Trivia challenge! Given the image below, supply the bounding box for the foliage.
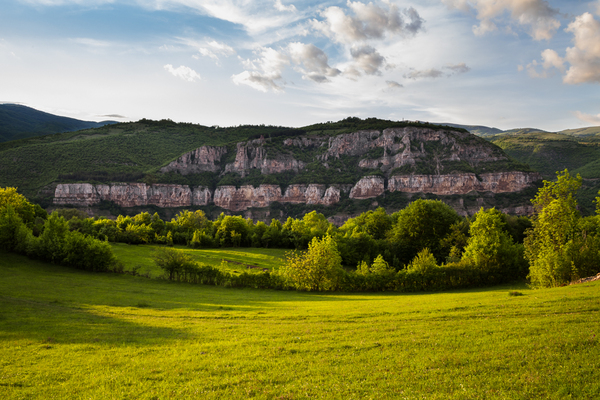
[279,235,344,291]
[387,199,461,265]
[525,170,587,287]
[152,247,197,281]
[407,248,439,273]
[462,207,526,278]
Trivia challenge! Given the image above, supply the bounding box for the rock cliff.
[52,124,542,218]
[54,183,212,208]
[160,146,227,175]
[224,138,306,176]
[387,172,540,196]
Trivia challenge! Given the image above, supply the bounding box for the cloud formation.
[405,68,444,80]
[347,45,386,76]
[312,2,423,43]
[164,64,201,82]
[288,42,340,82]
[274,0,296,13]
[445,62,471,74]
[528,12,600,84]
[197,40,236,62]
[404,63,470,80]
[385,80,403,89]
[574,111,600,124]
[232,47,290,92]
[563,12,600,84]
[443,0,561,40]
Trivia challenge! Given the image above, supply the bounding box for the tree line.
[1,169,598,291]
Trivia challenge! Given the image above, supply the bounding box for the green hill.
[0,117,472,199]
[0,103,117,143]
[560,126,600,139]
[435,123,503,137]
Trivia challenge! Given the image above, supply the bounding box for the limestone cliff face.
[224,138,305,176]
[349,176,385,199]
[54,183,212,208]
[212,184,347,211]
[321,127,505,173]
[160,146,227,175]
[213,185,282,212]
[53,183,100,207]
[388,172,540,195]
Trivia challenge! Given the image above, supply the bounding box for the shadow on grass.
[0,294,188,346]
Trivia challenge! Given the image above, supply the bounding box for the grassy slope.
[111,243,287,278]
[490,132,600,178]
[0,122,288,197]
[1,251,599,399]
[560,126,600,138]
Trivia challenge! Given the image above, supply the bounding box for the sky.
[1,0,599,131]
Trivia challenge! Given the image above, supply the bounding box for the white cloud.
[70,37,113,48]
[274,0,296,13]
[528,12,600,84]
[164,64,201,82]
[288,42,340,83]
[347,45,386,76]
[445,62,471,74]
[574,111,600,125]
[385,80,403,89]
[197,40,236,62]
[405,68,444,80]
[312,2,424,44]
[443,0,561,40]
[232,47,290,92]
[563,12,600,84]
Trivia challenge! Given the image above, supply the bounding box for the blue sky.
[1,0,599,131]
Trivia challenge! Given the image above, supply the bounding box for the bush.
[279,235,344,291]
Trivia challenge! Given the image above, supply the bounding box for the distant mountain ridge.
[0,103,117,143]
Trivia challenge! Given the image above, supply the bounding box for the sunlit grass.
[1,251,599,399]
[110,243,287,277]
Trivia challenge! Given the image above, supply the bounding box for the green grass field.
[110,244,287,278]
[1,251,599,399]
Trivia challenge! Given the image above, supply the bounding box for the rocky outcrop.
[160,146,227,175]
[350,176,385,199]
[54,183,212,208]
[388,172,540,195]
[54,171,540,212]
[321,127,506,173]
[224,138,305,176]
[213,185,282,212]
[53,183,100,207]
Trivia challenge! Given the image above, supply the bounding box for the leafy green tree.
[36,212,69,263]
[153,247,196,281]
[358,254,395,275]
[388,199,460,265]
[407,248,438,273]
[63,232,117,272]
[279,235,344,291]
[462,207,525,278]
[215,215,250,247]
[0,187,36,225]
[0,205,26,252]
[525,170,582,288]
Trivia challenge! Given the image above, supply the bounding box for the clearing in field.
[1,251,599,399]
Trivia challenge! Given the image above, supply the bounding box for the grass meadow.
[1,250,599,399]
[110,244,287,278]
